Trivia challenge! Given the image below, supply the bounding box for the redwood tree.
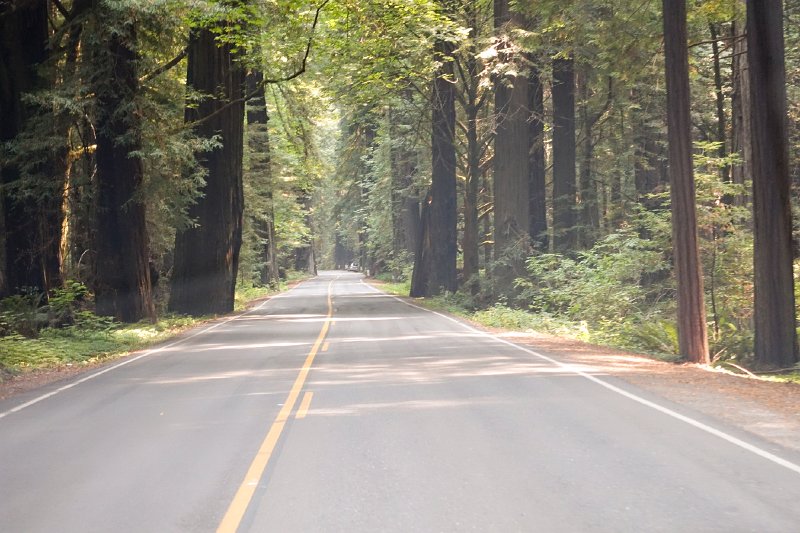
[528,64,547,250]
[91,6,155,322]
[410,36,457,296]
[493,0,530,289]
[0,0,59,295]
[170,27,245,315]
[746,0,798,368]
[552,55,577,252]
[662,0,709,363]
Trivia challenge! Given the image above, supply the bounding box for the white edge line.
[361,279,800,476]
[0,278,315,420]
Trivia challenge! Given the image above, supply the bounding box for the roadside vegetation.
[0,275,306,379]
[376,273,800,384]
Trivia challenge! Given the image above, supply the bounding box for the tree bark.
[0,0,56,296]
[528,65,547,251]
[92,12,155,322]
[577,67,601,249]
[746,0,798,368]
[663,0,709,363]
[170,27,245,315]
[428,37,458,294]
[730,18,751,207]
[409,193,432,297]
[411,36,457,295]
[552,56,578,253]
[245,70,279,287]
[493,0,530,290]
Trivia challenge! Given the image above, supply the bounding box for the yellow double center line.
[217,280,335,533]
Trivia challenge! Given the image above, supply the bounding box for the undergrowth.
[0,275,307,380]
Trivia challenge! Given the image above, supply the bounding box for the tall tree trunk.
[0,0,54,295]
[730,18,751,207]
[463,89,481,282]
[170,27,245,315]
[493,0,530,290]
[245,70,279,287]
[92,12,154,322]
[389,94,420,262]
[552,56,578,253]
[411,36,457,295]
[294,192,317,276]
[483,173,493,265]
[663,0,709,363]
[409,193,432,297]
[747,0,798,368]
[528,65,547,251]
[709,23,729,184]
[428,37,458,294]
[577,67,601,249]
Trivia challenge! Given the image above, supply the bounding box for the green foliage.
[0,279,299,377]
[0,289,46,338]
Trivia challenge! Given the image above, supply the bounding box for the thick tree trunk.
[577,68,600,249]
[663,0,709,363]
[92,16,154,322]
[170,28,245,315]
[746,0,798,369]
[294,193,317,276]
[463,96,481,282]
[528,65,547,251]
[0,0,57,296]
[552,56,578,253]
[428,37,458,294]
[409,193,432,297]
[493,0,530,290]
[245,70,280,287]
[411,37,457,295]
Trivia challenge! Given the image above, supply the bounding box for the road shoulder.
[372,281,800,454]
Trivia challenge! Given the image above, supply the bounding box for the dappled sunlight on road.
[145,368,289,385]
[308,397,506,417]
[331,331,487,345]
[187,341,311,352]
[309,353,604,387]
[237,313,327,321]
[237,313,424,323]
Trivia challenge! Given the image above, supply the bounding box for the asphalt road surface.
[2,271,800,532]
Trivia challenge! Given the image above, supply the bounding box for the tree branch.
[51,0,69,18]
[181,0,329,133]
[141,46,188,83]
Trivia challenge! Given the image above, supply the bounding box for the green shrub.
[0,289,46,337]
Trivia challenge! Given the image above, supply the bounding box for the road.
[2,271,800,532]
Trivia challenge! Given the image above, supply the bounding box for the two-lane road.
[2,271,800,532]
